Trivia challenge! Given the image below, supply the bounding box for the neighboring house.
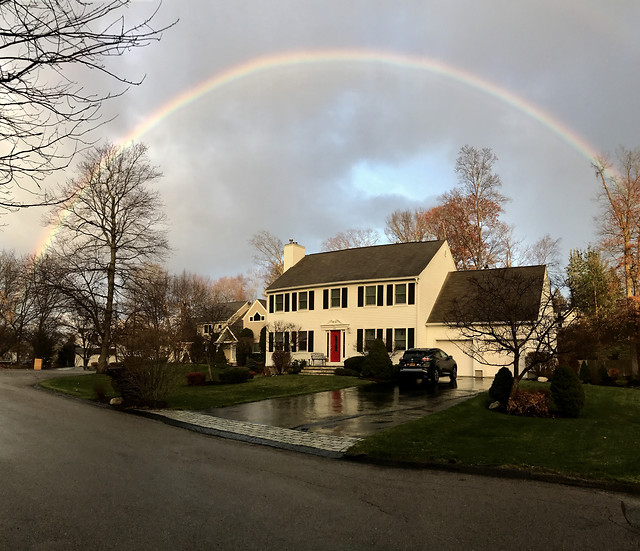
[198,299,267,364]
[264,240,552,378]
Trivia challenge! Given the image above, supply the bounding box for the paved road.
[1,370,639,550]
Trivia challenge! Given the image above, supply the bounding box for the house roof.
[266,241,446,291]
[427,265,547,323]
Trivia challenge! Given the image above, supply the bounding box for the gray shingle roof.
[266,241,446,291]
[427,265,547,323]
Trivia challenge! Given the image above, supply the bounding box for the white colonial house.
[264,239,553,378]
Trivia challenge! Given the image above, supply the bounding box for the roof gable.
[427,265,547,323]
[267,241,446,291]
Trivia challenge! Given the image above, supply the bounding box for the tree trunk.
[97,244,117,373]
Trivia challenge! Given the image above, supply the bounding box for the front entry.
[329,330,341,363]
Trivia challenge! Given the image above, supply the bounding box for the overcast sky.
[3,1,640,284]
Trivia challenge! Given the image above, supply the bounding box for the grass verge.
[347,383,640,485]
[39,370,371,409]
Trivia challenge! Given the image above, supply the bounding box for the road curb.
[343,453,640,496]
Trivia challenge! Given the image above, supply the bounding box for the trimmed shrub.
[507,390,550,417]
[344,355,367,373]
[213,346,229,369]
[579,360,591,384]
[361,339,397,381]
[489,367,514,409]
[236,328,254,367]
[186,371,206,386]
[550,365,585,418]
[335,367,360,377]
[219,367,251,384]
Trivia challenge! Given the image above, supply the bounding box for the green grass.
[347,383,640,485]
[40,374,119,401]
[39,369,371,409]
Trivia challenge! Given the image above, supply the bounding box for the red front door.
[330,330,341,363]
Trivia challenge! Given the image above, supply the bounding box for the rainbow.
[38,48,604,258]
[118,48,603,163]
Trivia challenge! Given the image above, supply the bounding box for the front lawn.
[39,369,371,410]
[347,383,640,485]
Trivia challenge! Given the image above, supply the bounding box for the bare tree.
[321,228,379,251]
[452,145,510,269]
[249,230,284,287]
[47,142,169,372]
[593,147,640,297]
[0,0,175,210]
[440,267,564,396]
[384,210,429,243]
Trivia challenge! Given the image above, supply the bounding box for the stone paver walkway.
[143,409,362,458]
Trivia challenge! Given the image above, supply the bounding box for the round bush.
[361,339,394,380]
[344,355,366,373]
[219,367,251,385]
[550,365,585,418]
[489,367,514,408]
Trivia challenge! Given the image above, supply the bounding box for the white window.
[394,328,407,351]
[298,291,308,310]
[365,286,376,305]
[298,331,308,352]
[330,288,341,308]
[365,329,376,350]
[275,294,284,312]
[395,284,407,305]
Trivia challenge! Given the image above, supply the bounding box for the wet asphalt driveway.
[205,377,492,438]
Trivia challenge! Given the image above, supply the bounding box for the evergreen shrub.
[550,365,585,418]
[579,360,591,384]
[334,368,359,377]
[344,356,366,373]
[219,367,251,384]
[489,366,513,409]
[361,339,397,380]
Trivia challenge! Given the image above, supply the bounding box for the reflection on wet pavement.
[204,377,492,438]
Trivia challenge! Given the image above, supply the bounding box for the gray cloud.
[4,1,639,283]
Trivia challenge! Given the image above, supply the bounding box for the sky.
[3,0,640,283]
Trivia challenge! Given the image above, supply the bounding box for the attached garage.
[435,340,474,377]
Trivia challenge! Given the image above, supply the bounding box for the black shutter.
[284,332,290,351]
[268,332,274,353]
[309,290,315,310]
[358,286,364,307]
[323,289,329,309]
[377,285,384,306]
[269,295,274,313]
[408,282,415,305]
[386,328,393,352]
[376,329,383,341]
[341,287,348,308]
[308,330,314,352]
[357,329,363,352]
[285,293,290,312]
[292,292,297,311]
[408,328,415,349]
[291,331,297,352]
[387,284,393,306]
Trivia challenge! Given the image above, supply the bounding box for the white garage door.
[436,340,474,377]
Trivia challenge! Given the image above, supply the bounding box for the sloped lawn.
[40,370,370,409]
[347,383,640,485]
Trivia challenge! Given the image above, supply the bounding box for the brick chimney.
[283,239,305,272]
